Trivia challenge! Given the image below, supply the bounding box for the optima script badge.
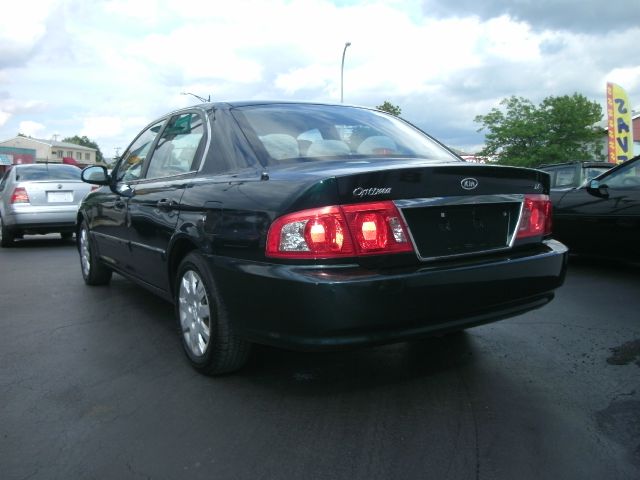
[461,178,479,190]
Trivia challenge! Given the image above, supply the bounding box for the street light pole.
[341,42,351,103]
[181,92,211,103]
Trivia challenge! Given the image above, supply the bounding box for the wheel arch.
[168,237,199,299]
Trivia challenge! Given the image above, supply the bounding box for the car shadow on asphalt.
[235,332,477,393]
[92,274,480,392]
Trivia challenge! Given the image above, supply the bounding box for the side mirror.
[586,179,609,198]
[81,166,110,185]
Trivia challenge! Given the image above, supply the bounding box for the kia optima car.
[0,163,92,247]
[77,101,568,375]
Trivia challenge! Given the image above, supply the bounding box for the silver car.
[0,164,93,247]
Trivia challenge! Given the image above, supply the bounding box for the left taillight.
[266,201,413,259]
[10,187,30,204]
[516,194,552,239]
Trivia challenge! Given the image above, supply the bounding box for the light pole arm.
[181,92,210,103]
[341,42,351,103]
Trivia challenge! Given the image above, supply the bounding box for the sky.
[1,0,639,159]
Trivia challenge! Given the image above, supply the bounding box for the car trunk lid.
[329,163,549,261]
[18,180,90,206]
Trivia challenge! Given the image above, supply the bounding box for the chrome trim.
[394,194,525,262]
[92,231,165,255]
[394,194,524,208]
[130,240,165,254]
[197,109,213,173]
[92,231,127,243]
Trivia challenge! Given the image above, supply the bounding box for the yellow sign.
[607,82,634,164]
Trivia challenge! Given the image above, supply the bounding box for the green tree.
[474,94,604,167]
[376,101,402,116]
[62,135,104,163]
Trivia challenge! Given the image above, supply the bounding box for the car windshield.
[15,165,82,181]
[232,104,460,164]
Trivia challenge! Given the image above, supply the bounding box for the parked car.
[77,101,568,375]
[537,161,614,190]
[0,163,93,247]
[551,155,640,260]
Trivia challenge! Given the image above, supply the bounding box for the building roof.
[0,136,96,152]
[31,138,97,152]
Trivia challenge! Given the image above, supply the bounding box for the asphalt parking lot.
[1,236,639,480]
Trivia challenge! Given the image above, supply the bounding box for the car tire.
[175,252,251,375]
[0,215,15,248]
[78,221,112,285]
[61,232,73,241]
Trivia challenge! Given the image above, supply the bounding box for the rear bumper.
[3,206,79,232]
[206,239,569,350]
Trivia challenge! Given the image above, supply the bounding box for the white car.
[0,163,93,247]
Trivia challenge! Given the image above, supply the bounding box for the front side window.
[600,160,640,189]
[146,113,205,179]
[115,121,165,182]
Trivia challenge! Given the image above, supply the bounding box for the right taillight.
[10,187,30,204]
[516,194,552,239]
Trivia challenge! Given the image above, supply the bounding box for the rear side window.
[15,165,81,181]
[552,166,576,188]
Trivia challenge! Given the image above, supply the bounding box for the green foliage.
[376,101,402,116]
[62,135,104,163]
[474,94,604,167]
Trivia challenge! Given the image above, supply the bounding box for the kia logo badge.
[461,178,478,190]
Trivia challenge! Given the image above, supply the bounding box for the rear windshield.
[232,104,460,164]
[15,165,82,181]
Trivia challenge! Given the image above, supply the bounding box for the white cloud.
[607,66,640,93]
[80,116,126,139]
[0,0,639,155]
[0,111,10,127]
[19,120,46,137]
[0,0,56,47]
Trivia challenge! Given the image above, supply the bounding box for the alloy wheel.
[79,227,91,277]
[178,270,212,357]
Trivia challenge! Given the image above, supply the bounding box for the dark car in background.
[537,161,613,190]
[77,101,568,375]
[0,163,92,247]
[551,155,640,261]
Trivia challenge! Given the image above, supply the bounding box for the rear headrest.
[307,139,351,157]
[260,134,299,160]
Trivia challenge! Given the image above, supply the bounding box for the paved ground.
[1,236,639,480]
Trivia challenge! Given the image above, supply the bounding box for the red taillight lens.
[266,206,354,258]
[266,201,413,259]
[10,187,30,204]
[342,202,412,254]
[516,194,552,239]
